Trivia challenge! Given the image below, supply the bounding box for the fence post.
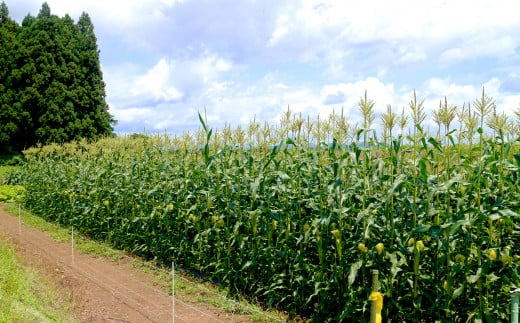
[18,204,21,234]
[370,269,383,323]
[71,226,75,266]
[512,288,520,323]
[172,261,175,323]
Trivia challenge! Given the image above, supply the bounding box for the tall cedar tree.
[0,1,21,152]
[0,2,115,153]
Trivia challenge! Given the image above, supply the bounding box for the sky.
[6,0,520,135]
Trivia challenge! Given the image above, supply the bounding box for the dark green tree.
[0,1,21,153]
[0,1,115,152]
[72,12,115,138]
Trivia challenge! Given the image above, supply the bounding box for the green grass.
[130,259,287,322]
[0,236,78,322]
[5,203,121,255]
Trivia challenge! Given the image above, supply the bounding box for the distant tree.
[73,12,115,138]
[0,1,115,153]
[0,1,20,153]
[38,2,51,19]
[0,1,9,22]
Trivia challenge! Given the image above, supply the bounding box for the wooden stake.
[18,204,21,234]
[71,226,75,266]
[172,261,175,323]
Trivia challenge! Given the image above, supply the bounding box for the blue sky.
[6,0,520,135]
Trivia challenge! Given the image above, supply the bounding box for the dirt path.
[0,205,251,323]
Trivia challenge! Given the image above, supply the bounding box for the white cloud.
[440,34,517,64]
[10,0,519,74]
[106,53,232,101]
[262,0,520,78]
[292,0,520,42]
[320,78,396,111]
[192,76,401,134]
[5,0,520,135]
[268,14,290,47]
[15,0,181,29]
[103,52,234,132]
[132,58,183,103]
[423,78,477,102]
[399,50,427,64]
[419,77,520,119]
[111,107,153,124]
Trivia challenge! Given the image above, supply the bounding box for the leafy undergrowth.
[0,185,24,203]
[0,236,77,322]
[0,166,24,203]
[0,165,17,181]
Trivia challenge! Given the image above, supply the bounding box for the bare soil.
[0,205,253,323]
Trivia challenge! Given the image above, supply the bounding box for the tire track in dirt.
[0,205,248,322]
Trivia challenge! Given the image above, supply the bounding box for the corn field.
[9,90,520,322]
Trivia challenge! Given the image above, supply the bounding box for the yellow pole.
[370,269,383,323]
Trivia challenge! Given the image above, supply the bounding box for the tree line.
[0,1,115,154]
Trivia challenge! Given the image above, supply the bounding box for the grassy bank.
[0,236,77,322]
[1,168,74,322]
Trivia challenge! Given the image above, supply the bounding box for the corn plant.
[9,93,520,322]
